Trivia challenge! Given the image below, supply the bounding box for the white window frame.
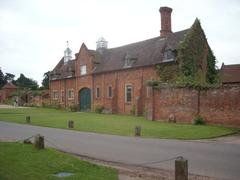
[52,90,58,100]
[125,84,132,103]
[67,89,74,100]
[107,85,113,98]
[80,65,87,75]
[61,90,64,103]
[96,86,100,98]
[163,49,174,62]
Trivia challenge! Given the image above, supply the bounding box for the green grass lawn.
[0,107,239,139]
[0,142,117,180]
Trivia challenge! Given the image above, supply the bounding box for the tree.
[41,71,50,89]
[15,73,39,90]
[0,68,7,89]
[4,73,15,82]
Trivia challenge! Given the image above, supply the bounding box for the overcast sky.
[0,0,240,85]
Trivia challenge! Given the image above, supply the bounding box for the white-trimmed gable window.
[125,84,132,103]
[163,49,174,62]
[80,65,87,75]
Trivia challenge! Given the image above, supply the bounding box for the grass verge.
[0,141,117,180]
[0,107,239,139]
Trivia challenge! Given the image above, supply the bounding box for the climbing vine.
[206,48,219,84]
[177,18,207,84]
[155,18,219,88]
[155,61,179,83]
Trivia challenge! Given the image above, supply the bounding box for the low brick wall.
[146,85,240,127]
[199,86,240,127]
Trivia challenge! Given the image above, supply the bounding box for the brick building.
[220,63,240,85]
[49,7,211,115]
[0,82,17,102]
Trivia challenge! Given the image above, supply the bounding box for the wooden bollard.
[175,156,188,180]
[26,116,31,123]
[34,135,44,149]
[68,120,74,128]
[135,126,141,136]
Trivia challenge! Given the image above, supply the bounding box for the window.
[124,58,131,68]
[96,87,100,98]
[53,91,58,100]
[80,65,87,75]
[107,86,112,98]
[68,89,74,99]
[61,90,64,102]
[125,84,132,103]
[123,53,137,68]
[163,49,174,62]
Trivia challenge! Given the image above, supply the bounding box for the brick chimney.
[159,7,172,37]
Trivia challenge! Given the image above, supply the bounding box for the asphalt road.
[0,121,239,180]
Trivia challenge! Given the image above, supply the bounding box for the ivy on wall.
[177,18,208,84]
[206,48,219,84]
[155,61,179,83]
[154,18,219,88]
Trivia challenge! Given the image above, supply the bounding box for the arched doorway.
[79,88,91,111]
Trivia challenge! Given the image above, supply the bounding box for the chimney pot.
[159,7,172,37]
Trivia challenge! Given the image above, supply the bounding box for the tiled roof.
[2,82,17,89]
[93,29,188,73]
[50,58,75,80]
[50,29,189,80]
[221,64,240,84]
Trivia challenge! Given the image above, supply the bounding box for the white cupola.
[64,41,72,64]
[96,37,108,54]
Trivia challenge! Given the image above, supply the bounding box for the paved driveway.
[0,121,239,180]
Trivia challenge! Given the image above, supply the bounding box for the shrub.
[69,104,78,112]
[2,98,13,105]
[42,102,48,108]
[95,105,104,114]
[50,102,61,110]
[193,116,205,125]
[146,79,159,87]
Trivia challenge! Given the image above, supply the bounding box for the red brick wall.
[148,85,240,127]
[49,43,94,108]
[200,86,240,127]
[93,66,159,114]
[49,78,76,107]
[50,41,159,113]
[75,44,94,78]
[0,88,17,101]
[153,88,198,123]
[75,43,93,107]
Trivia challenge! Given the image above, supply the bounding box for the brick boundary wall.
[146,85,240,127]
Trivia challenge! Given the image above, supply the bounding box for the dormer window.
[123,53,137,68]
[67,66,72,72]
[163,49,174,62]
[124,58,131,68]
[80,65,87,75]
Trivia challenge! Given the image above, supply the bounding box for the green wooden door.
[79,88,91,111]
